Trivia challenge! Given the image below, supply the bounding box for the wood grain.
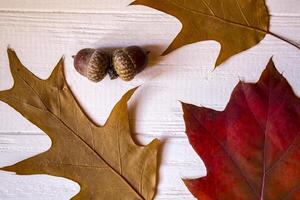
[0,1,300,199]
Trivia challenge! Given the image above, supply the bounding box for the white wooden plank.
[0,172,80,200]
[0,0,299,16]
[0,0,132,12]
[0,12,300,133]
[0,133,202,199]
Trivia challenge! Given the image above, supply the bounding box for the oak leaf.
[0,48,160,200]
[130,0,270,67]
[182,59,300,199]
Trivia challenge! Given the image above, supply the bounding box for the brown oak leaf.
[0,48,160,200]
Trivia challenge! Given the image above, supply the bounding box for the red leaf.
[182,59,300,200]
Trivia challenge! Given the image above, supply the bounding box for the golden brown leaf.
[0,48,160,200]
[130,0,269,66]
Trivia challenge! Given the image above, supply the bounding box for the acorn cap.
[86,50,110,82]
[74,48,110,82]
[123,46,148,73]
[112,46,148,81]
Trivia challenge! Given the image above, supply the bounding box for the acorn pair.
[74,46,148,82]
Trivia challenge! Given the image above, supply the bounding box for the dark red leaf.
[182,59,300,200]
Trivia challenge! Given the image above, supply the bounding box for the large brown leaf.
[131,0,269,67]
[182,59,300,199]
[0,48,160,200]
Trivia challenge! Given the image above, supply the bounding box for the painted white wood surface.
[0,0,300,199]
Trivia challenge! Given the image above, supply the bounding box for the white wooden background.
[0,0,300,199]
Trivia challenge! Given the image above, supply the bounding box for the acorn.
[112,46,148,81]
[73,48,110,82]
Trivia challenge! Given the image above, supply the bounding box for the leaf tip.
[161,39,181,56]
[129,1,136,6]
[104,87,139,127]
[214,54,226,68]
[212,65,218,71]
[129,0,140,6]
[150,138,161,147]
[57,56,65,71]
[266,57,280,75]
[5,47,26,79]
[46,56,67,88]
[123,86,139,102]
[182,178,195,190]
[266,56,275,67]
[61,55,65,62]
[145,138,160,153]
[178,100,184,104]
[181,102,192,114]
[161,49,169,56]
[7,46,17,60]
[182,178,201,198]
[181,102,196,124]
[0,165,15,173]
[258,57,282,85]
[7,45,15,53]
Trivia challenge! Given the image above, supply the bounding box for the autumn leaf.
[0,48,160,200]
[182,59,300,199]
[131,0,300,67]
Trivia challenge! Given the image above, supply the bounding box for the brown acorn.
[112,46,148,81]
[74,48,110,82]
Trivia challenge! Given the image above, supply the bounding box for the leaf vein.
[169,1,266,34]
[188,109,259,198]
[266,77,300,175]
[200,0,215,16]
[11,70,144,199]
[234,0,250,26]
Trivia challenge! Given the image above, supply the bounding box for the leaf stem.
[267,31,300,50]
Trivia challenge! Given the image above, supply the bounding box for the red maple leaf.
[182,59,300,200]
